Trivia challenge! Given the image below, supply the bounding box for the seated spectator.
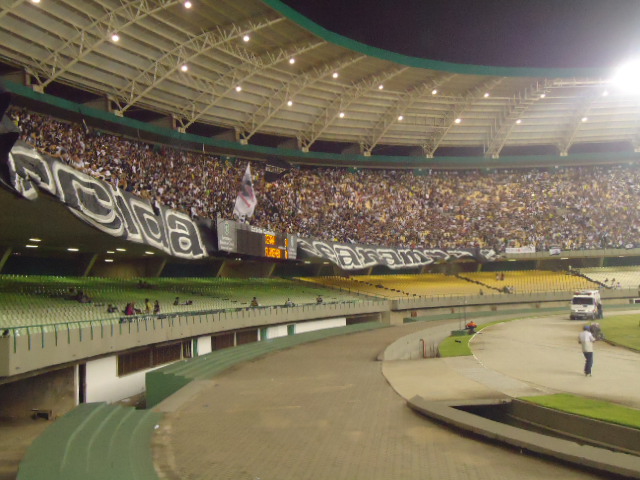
[173,297,180,306]
[124,303,135,316]
[144,298,152,314]
[250,297,259,307]
[284,298,294,307]
[153,300,160,314]
[107,304,118,313]
[465,321,478,334]
[76,290,91,303]
[316,295,324,304]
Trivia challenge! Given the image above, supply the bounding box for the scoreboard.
[217,218,297,260]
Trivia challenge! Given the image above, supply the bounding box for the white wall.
[265,324,288,340]
[196,336,212,356]
[85,356,161,404]
[295,318,346,334]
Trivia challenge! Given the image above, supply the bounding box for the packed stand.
[9,107,640,253]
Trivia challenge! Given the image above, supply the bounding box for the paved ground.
[152,318,623,480]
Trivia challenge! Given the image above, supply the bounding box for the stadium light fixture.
[104,259,114,263]
[611,59,640,94]
[25,244,38,248]
[540,93,546,99]
[338,112,345,118]
[431,89,438,95]
[483,92,490,98]
[111,33,120,42]
[454,118,462,124]
[106,250,115,254]
[31,0,41,3]
[397,115,404,121]
[116,248,126,252]
[581,117,588,122]
[144,251,155,255]
[184,1,192,8]
[289,58,295,64]
[378,84,384,90]
[180,64,188,72]
[235,85,242,92]
[332,72,339,79]
[242,34,250,42]
[29,238,42,242]
[515,119,522,124]
[67,248,79,252]
[287,100,293,107]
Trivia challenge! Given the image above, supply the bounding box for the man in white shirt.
[578,325,596,376]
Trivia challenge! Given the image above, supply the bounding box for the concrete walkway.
[384,314,640,408]
[152,316,629,480]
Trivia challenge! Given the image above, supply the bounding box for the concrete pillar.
[0,247,11,273]
[81,254,98,277]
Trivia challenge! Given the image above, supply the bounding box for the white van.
[570,290,601,320]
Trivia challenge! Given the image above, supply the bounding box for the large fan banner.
[2,141,208,260]
[297,237,496,270]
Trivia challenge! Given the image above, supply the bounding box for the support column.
[0,247,11,273]
[82,254,98,277]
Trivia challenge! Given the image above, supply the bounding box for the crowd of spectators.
[9,107,640,253]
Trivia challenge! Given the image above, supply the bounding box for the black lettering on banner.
[354,247,380,269]
[112,187,143,244]
[297,237,496,270]
[443,250,474,261]
[164,210,206,259]
[376,249,402,268]
[128,197,169,253]
[7,145,56,200]
[422,249,450,262]
[53,163,125,237]
[334,244,362,270]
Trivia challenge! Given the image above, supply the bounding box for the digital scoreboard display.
[217,218,297,260]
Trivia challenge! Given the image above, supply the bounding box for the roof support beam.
[360,73,455,155]
[114,14,284,112]
[420,78,503,157]
[38,0,181,89]
[557,90,601,155]
[297,65,409,151]
[177,39,325,130]
[484,80,552,158]
[238,53,366,142]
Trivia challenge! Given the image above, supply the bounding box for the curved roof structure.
[0,0,636,158]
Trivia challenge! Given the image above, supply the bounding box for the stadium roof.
[0,0,637,158]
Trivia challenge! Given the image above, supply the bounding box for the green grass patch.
[520,394,640,430]
[601,314,640,352]
[438,317,521,357]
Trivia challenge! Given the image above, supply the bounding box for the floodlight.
[612,59,640,94]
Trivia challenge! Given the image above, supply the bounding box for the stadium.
[0,1,639,479]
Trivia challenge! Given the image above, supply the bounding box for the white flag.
[233,164,257,218]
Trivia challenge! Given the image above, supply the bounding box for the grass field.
[438,318,519,357]
[601,314,640,351]
[520,393,640,430]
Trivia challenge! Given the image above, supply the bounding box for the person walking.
[578,325,596,376]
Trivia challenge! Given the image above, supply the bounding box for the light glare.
[612,59,640,94]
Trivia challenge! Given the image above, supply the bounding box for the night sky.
[281,0,640,69]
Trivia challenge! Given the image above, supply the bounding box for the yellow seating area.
[578,266,640,290]
[301,274,490,298]
[302,270,601,298]
[459,270,597,294]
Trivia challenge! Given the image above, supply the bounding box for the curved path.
[152,318,622,480]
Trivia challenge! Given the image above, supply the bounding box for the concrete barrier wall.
[0,300,389,377]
